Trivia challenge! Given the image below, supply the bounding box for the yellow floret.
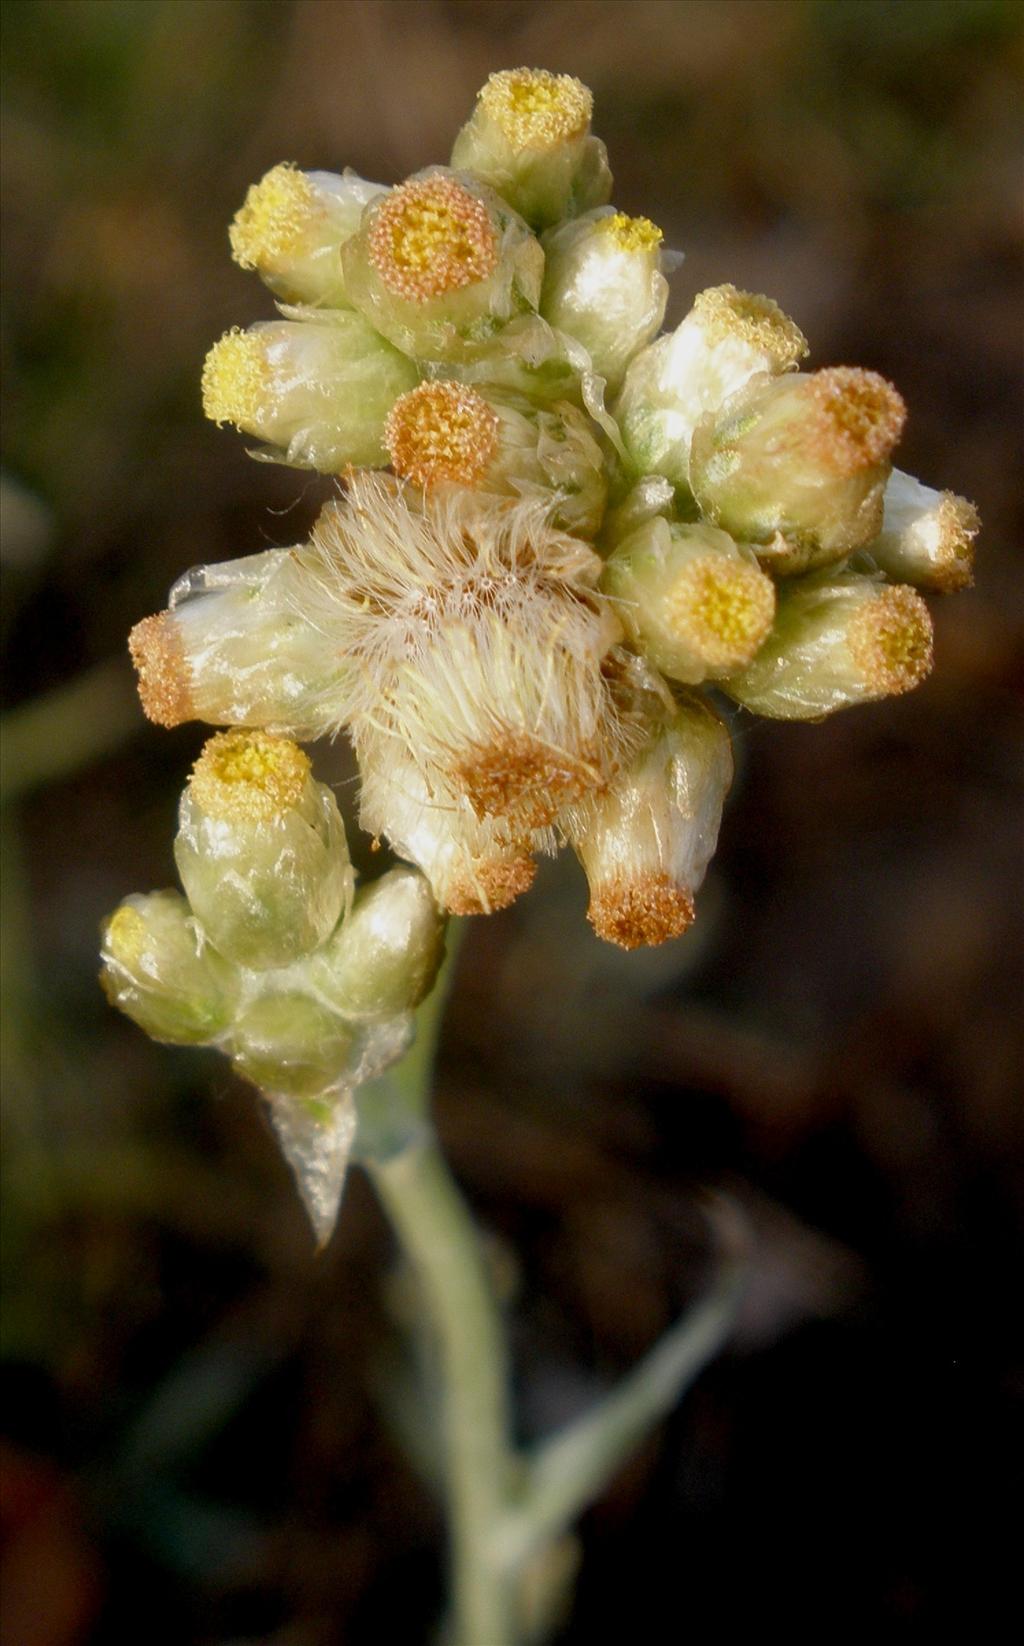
[599,213,663,254]
[694,284,808,370]
[368,176,498,302]
[201,329,269,428]
[106,905,148,968]
[664,557,776,669]
[479,68,592,149]
[190,730,310,823]
[229,163,318,269]
[849,585,933,695]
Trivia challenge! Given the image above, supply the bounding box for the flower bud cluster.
[119,68,981,974]
[102,729,445,1239]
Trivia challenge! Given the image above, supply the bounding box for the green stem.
[368,1136,516,1646]
[362,919,517,1643]
[362,923,746,1645]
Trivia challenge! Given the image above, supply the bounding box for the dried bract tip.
[693,285,808,370]
[385,382,500,488]
[230,163,317,269]
[189,730,311,824]
[478,68,592,151]
[368,175,498,302]
[201,327,268,428]
[809,367,906,477]
[129,613,193,727]
[589,872,695,950]
[847,584,933,696]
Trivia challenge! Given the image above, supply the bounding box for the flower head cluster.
[101,728,444,1239]
[107,69,979,1232]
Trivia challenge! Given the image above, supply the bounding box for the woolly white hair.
[301,474,630,828]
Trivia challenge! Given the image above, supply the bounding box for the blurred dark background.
[2,2,1022,1641]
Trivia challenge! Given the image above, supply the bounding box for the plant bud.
[451,67,611,229]
[864,468,979,593]
[602,518,775,683]
[229,991,356,1103]
[721,570,933,719]
[614,285,808,492]
[540,210,668,390]
[356,730,541,917]
[202,314,418,471]
[691,367,906,574]
[229,164,385,307]
[100,890,238,1045]
[599,476,676,552]
[174,731,353,969]
[384,380,607,536]
[340,167,544,362]
[564,696,733,949]
[129,548,351,735]
[309,866,446,1019]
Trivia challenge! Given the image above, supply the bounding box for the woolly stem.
[363,924,746,1645]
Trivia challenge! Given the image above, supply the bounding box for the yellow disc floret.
[478,68,591,150]
[664,556,776,669]
[849,585,933,695]
[385,382,500,488]
[189,730,310,823]
[694,284,809,370]
[106,905,148,969]
[201,328,269,428]
[599,213,663,254]
[229,163,318,270]
[368,176,498,302]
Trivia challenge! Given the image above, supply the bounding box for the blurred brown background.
[2,2,1022,1641]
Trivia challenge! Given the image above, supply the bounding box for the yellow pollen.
[695,284,808,369]
[599,213,663,254]
[478,68,591,150]
[229,164,317,269]
[385,382,500,488]
[129,613,194,728]
[106,905,148,968]
[190,729,310,823]
[849,585,933,695]
[201,329,269,428]
[665,557,776,668]
[811,367,906,474]
[368,176,498,302]
[589,872,695,950]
